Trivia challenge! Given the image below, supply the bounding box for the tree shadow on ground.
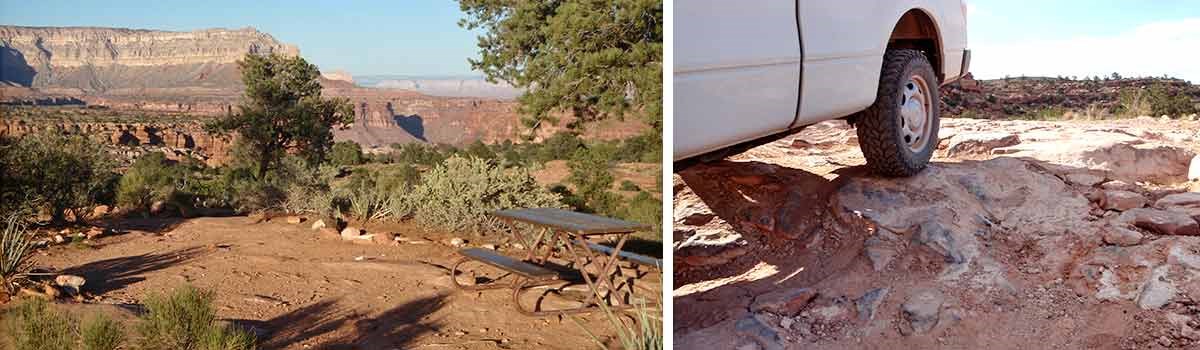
[243,294,448,349]
[59,247,208,295]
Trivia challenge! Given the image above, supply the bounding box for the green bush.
[2,299,76,350]
[329,141,364,166]
[618,191,662,238]
[136,285,255,350]
[568,146,620,215]
[619,180,641,192]
[80,315,124,350]
[1118,84,1199,117]
[408,156,564,233]
[117,152,189,211]
[0,132,117,223]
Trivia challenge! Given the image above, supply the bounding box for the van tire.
[855,49,940,177]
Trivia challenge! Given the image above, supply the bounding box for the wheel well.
[888,9,942,82]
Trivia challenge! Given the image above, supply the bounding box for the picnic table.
[450,208,660,316]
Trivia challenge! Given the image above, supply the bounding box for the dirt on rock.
[674,117,1200,349]
[21,216,659,349]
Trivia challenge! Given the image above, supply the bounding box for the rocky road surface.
[674,117,1200,349]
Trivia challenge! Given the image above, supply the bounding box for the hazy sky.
[0,0,484,77]
[968,0,1200,82]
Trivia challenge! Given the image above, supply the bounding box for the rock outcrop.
[0,25,297,90]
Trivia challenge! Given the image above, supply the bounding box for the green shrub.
[329,141,364,166]
[568,146,620,215]
[0,132,117,223]
[117,152,189,210]
[408,156,564,233]
[618,191,662,238]
[2,298,75,350]
[80,315,124,350]
[619,180,641,192]
[136,285,255,350]
[1,215,35,294]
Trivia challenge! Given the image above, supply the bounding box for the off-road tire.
[854,49,940,177]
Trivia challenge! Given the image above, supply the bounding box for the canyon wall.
[0,25,297,90]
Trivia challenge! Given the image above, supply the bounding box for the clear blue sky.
[967,0,1200,82]
[0,0,483,77]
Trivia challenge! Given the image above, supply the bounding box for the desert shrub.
[1118,84,1199,117]
[567,146,620,215]
[619,180,641,192]
[117,152,189,210]
[408,156,564,233]
[388,142,452,166]
[80,315,124,350]
[2,298,75,350]
[136,285,255,350]
[618,191,662,238]
[0,132,117,223]
[1,215,35,294]
[329,140,364,166]
[613,131,662,163]
[534,132,585,163]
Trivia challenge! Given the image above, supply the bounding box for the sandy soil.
[21,216,661,349]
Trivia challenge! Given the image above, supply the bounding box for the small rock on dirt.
[734,314,784,350]
[1102,226,1143,246]
[448,237,467,247]
[285,216,305,224]
[856,288,889,321]
[481,244,497,250]
[311,219,327,230]
[91,205,111,217]
[901,290,944,335]
[750,288,817,316]
[340,227,363,240]
[1119,208,1200,236]
[1138,266,1177,310]
[53,234,66,244]
[54,275,86,294]
[1102,190,1147,211]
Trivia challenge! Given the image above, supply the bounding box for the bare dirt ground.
[674,117,1200,349]
[24,216,661,349]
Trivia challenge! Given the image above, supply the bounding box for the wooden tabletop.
[493,208,651,235]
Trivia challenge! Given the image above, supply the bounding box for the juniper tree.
[458,0,663,134]
[205,53,352,178]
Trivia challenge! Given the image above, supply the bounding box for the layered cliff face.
[0,26,297,90]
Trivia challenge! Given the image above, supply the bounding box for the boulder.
[1119,208,1200,236]
[340,227,364,240]
[1066,173,1105,187]
[54,275,86,295]
[311,219,327,230]
[1157,192,1200,221]
[91,205,111,217]
[944,132,1021,157]
[901,290,944,335]
[1102,226,1143,246]
[749,288,817,316]
[1102,190,1147,211]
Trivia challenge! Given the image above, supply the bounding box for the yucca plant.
[1,214,35,294]
[572,293,663,350]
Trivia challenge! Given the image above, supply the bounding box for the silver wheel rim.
[898,74,932,152]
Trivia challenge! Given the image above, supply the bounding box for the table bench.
[450,208,658,316]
